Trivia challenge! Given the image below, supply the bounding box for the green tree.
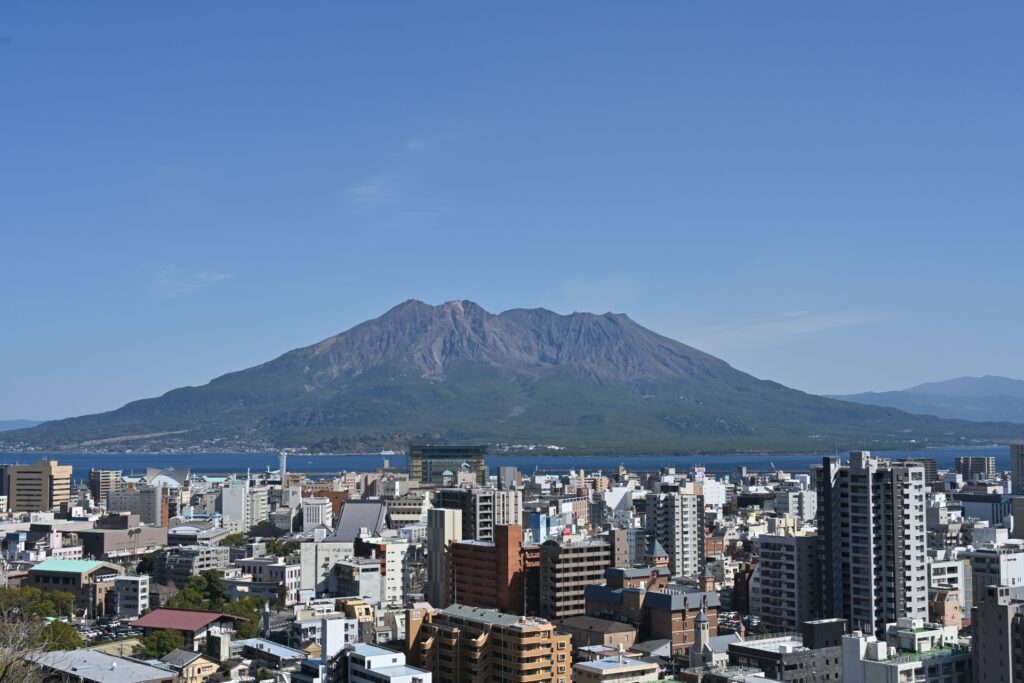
[257,667,274,680]
[134,629,184,659]
[223,597,263,639]
[264,539,301,557]
[218,533,248,548]
[0,587,75,619]
[40,620,83,651]
[136,552,156,574]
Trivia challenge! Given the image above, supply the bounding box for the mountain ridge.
[829,375,1024,424]
[3,301,1022,453]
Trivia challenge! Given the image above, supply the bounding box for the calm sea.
[0,446,1010,482]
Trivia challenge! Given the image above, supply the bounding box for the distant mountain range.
[2,301,1022,453]
[830,376,1024,424]
[0,420,41,432]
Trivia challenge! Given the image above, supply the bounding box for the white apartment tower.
[817,451,928,637]
[645,491,703,577]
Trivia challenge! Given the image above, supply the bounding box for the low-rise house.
[132,607,241,651]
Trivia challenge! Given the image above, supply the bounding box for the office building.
[539,538,611,619]
[354,535,410,607]
[574,656,658,683]
[407,604,572,683]
[88,468,122,506]
[645,492,703,578]
[753,529,821,632]
[330,558,383,605]
[114,575,150,617]
[955,456,996,483]
[5,459,72,512]
[108,485,170,527]
[154,544,231,585]
[728,619,845,683]
[816,451,928,636]
[972,585,1024,683]
[426,507,462,607]
[408,443,487,485]
[27,558,125,617]
[960,540,1024,606]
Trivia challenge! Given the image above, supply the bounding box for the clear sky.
[2,3,1022,420]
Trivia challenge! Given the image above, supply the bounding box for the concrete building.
[447,524,536,614]
[236,557,301,605]
[218,480,269,533]
[841,618,971,683]
[26,558,125,617]
[955,456,996,483]
[302,496,334,532]
[816,452,928,637]
[154,544,231,585]
[539,538,612,620]
[574,655,658,683]
[972,584,1024,683]
[407,604,571,683]
[77,514,169,560]
[114,574,150,617]
[645,492,703,578]
[927,549,972,614]
[88,468,122,506]
[330,557,383,604]
[347,643,432,683]
[108,485,169,527]
[27,649,177,683]
[426,507,462,607]
[434,487,495,542]
[727,619,845,683]
[5,459,72,512]
[354,535,410,607]
[753,529,820,632]
[494,488,524,527]
[408,443,487,486]
[960,540,1024,606]
[386,492,431,529]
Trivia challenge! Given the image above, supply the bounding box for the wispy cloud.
[151,267,234,300]
[349,177,394,205]
[684,311,878,351]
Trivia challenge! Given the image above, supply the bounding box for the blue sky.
[1,3,1022,419]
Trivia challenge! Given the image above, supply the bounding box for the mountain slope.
[830,375,1024,424]
[4,301,1022,452]
[0,420,41,432]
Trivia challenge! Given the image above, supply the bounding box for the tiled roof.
[132,608,235,632]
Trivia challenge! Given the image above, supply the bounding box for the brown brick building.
[447,524,540,614]
[539,539,612,620]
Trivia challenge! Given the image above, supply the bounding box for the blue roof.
[29,559,105,574]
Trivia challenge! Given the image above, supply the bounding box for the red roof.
[132,608,235,632]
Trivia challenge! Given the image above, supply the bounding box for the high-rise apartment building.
[88,468,122,506]
[539,538,611,620]
[972,585,1024,683]
[816,451,928,637]
[407,604,572,683]
[5,460,72,512]
[494,488,523,527]
[447,524,538,614]
[427,507,462,608]
[645,492,703,578]
[434,487,495,542]
[954,456,996,482]
[754,529,821,632]
[408,443,487,485]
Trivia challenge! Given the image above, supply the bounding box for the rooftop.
[575,656,658,673]
[29,558,106,574]
[132,608,236,632]
[28,649,175,683]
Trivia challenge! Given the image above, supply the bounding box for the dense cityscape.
[0,443,1022,682]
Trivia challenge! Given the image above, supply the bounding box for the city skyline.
[2,3,1023,419]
